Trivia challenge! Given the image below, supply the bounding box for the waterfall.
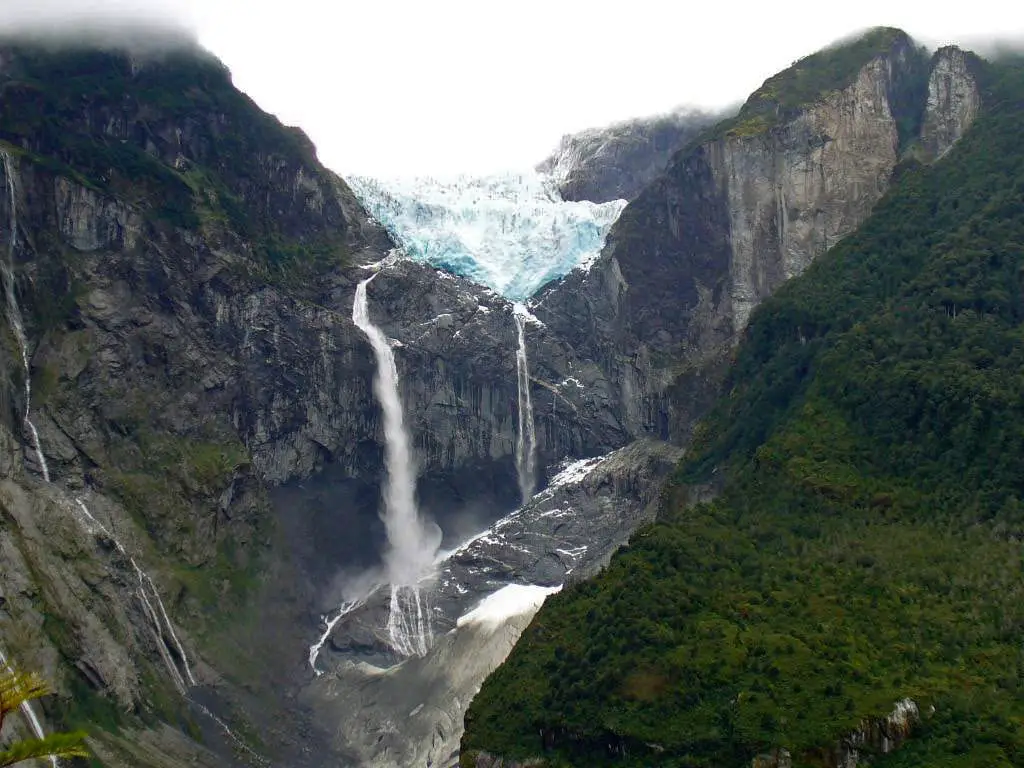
[513,305,536,503]
[71,499,195,691]
[387,585,432,658]
[0,646,59,768]
[0,151,49,482]
[0,152,57,766]
[352,272,439,657]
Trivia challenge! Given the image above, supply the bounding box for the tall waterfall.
[513,305,537,503]
[0,151,49,482]
[352,273,440,657]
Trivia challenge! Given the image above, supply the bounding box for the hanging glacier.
[347,171,627,301]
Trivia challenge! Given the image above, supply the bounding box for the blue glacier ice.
[347,172,627,301]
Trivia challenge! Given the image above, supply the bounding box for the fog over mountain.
[0,0,195,47]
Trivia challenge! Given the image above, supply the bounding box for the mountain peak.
[739,26,917,122]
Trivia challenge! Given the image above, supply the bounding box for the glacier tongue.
[347,171,627,301]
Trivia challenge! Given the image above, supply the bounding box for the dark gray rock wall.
[537,108,723,203]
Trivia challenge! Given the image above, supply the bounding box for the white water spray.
[387,584,432,658]
[0,151,49,482]
[0,646,59,768]
[71,499,195,690]
[352,273,439,657]
[513,305,537,503]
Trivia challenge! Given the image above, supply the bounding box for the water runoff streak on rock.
[70,505,268,762]
[353,272,441,657]
[513,304,537,503]
[0,151,58,766]
[70,499,195,692]
[0,152,196,696]
[0,151,49,482]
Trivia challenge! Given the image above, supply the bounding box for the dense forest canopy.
[461,52,1024,768]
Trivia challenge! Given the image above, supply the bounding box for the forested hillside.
[461,52,1024,768]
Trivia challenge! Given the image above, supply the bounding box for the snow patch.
[555,545,588,560]
[548,456,608,489]
[457,584,562,631]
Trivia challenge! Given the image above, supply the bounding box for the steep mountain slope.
[0,25,1005,768]
[461,51,1024,768]
[536,108,723,203]
[0,34,642,767]
[0,37,391,766]
[535,28,959,442]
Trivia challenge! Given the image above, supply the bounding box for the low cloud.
[0,0,197,49]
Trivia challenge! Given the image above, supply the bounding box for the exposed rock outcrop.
[537,108,723,203]
[0,38,633,766]
[535,32,975,443]
[920,46,981,159]
[750,698,920,768]
[833,699,920,767]
[306,439,682,768]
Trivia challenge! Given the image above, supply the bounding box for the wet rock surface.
[305,440,682,767]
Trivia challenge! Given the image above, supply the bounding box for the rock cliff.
[0,25,988,768]
[920,46,981,159]
[536,107,722,203]
[0,38,627,766]
[536,30,979,442]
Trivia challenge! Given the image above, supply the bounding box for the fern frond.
[0,669,49,718]
[0,731,90,766]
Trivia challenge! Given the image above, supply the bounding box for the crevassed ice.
[348,172,627,301]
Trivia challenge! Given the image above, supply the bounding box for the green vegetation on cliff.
[0,43,350,277]
[707,27,930,144]
[462,55,1024,767]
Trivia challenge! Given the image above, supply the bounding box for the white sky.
[3,1,1024,176]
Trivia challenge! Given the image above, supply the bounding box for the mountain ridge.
[0,24,1011,768]
[460,40,1024,768]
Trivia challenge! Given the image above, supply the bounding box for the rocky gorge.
[0,25,989,768]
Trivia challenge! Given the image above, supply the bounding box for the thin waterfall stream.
[70,499,195,692]
[0,151,208,758]
[0,150,58,767]
[1,150,49,482]
[513,304,537,503]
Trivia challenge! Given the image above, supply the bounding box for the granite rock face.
[537,108,723,203]
[0,30,984,768]
[535,36,976,443]
[305,440,682,768]
[920,46,981,160]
